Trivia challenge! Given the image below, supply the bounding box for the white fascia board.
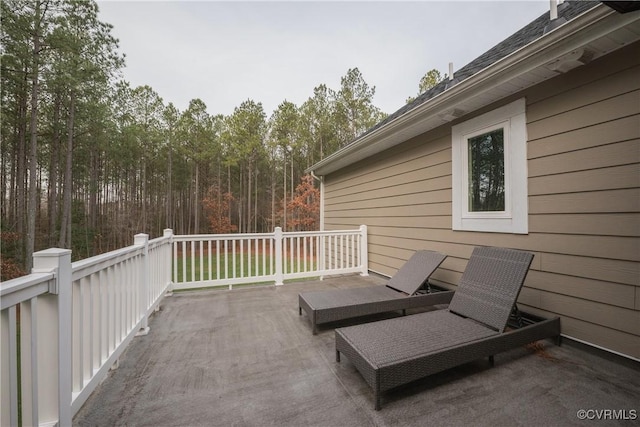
[309,4,635,177]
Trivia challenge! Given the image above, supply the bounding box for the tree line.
[1,0,444,280]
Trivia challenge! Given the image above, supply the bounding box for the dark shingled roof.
[352,0,600,144]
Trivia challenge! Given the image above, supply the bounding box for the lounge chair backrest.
[387,250,447,295]
[448,247,533,333]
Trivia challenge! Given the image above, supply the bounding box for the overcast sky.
[96,1,551,118]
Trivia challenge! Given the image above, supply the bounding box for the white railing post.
[274,227,284,286]
[164,229,174,295]
[359,225,369,277]
[134,233,150,336]
[32,248,72,427]
[319,232,326,281]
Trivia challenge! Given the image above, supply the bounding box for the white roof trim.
[309,4,639,176]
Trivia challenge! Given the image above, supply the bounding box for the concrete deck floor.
[74,275,639,427]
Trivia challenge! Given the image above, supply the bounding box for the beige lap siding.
[323,41,640,359]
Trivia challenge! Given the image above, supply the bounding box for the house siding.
[323,41,640,359]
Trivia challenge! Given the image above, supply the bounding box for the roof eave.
[309,4,635,177]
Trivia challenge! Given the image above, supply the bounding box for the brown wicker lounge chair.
[335,246,561,410]
[299,250,453,334]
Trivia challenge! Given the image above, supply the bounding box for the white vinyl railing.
[0,226,367,426]
[0,231,172,427]
[172,226,368,290]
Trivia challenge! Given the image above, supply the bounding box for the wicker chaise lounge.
[335,246,561,410]
[299,250,453,334]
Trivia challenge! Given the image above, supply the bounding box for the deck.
[73,275,639,426]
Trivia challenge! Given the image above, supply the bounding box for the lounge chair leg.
[402,309,406,316]
[375,392,381,411]
[299,307,302,315]
[313,323,317,335]
[556,335,562,346]
[336,350,341,363]
[489,355,495,367]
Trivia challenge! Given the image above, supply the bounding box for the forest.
[1,0,442,279]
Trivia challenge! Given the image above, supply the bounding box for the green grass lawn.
[174,253,317,283]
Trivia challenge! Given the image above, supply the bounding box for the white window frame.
[452,98,528,234]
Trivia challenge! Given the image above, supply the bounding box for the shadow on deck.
[74,275,639,426]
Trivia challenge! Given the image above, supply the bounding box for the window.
[452,98,528,234]
[467,126,506,212]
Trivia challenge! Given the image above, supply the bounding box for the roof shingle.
[353,1,599,144]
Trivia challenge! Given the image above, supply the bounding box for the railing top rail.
[148,234,171,249]
[149,234,171,244]
[173,228,364,241]
[72,244,142,281]
[1,272,55,296]
[174,232,275,241]
[0,272,54,309]
[283,229,363,237]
